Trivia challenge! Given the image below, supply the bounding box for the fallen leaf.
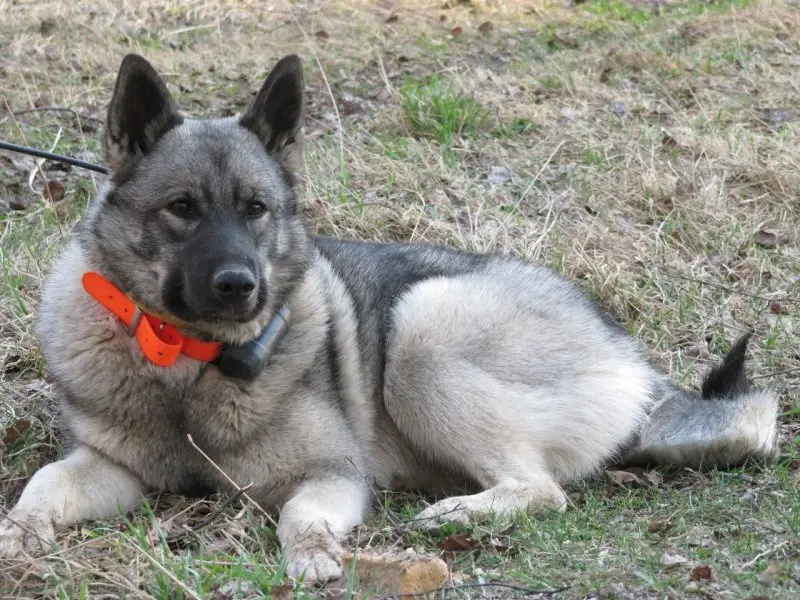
[4,419,31,444]
[788,460,800,477]
[756,229,777,248]
[478,21,493,33]
[606,468,662,487]
[489,165,513,185]
[45,180,65,202]
[315,30,330,40]
[661,133,678,148]
[689,566,713,581]
[662,550,689,567]
[40,17,57,35]
[769,301,789,315]
[648,518,674,534]
[606,470,640,486]
[342,551,448,596]
[450,26,463,37]
[386,13,399,23]
[438,533,480,553]
[216,580,253,599]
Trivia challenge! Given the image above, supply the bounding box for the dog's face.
[81,55,312,343]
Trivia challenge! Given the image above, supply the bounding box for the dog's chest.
[65,362,275,494]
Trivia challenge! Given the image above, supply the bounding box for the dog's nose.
[211,266,256,303]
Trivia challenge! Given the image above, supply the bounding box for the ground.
[0,0,798,598]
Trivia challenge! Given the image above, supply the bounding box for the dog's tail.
[622,334,780,469]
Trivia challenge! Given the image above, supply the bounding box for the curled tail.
[623,334,780,469]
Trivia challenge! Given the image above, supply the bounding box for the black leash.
[0,140,109,175]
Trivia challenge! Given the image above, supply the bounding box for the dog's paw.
[284,532,344,585]
[413,497,472,530]
[0,514,56,559]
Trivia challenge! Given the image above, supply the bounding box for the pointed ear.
[239,55,305,181]
[104,54,182,171]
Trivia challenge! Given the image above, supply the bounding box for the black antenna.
[0,140,109,175]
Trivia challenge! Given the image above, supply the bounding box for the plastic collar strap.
[82,272,222,367]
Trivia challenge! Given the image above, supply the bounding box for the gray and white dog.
[0,55,780,583]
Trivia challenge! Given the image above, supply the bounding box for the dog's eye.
[246,201,267,219]
[167,199,195,219]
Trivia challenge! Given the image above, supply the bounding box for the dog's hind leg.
[0,445,144,557]
[385,356,570,528]
[383,271,654,528]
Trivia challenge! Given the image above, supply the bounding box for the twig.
[0,106,103,125]
[165,483,254,547]
[376,53,396,98]
[663,269,798,304]
[378,582,569,599]
[185,434,277,528]
[291,11,345,175]
[512,139,564,210]
[738,540,794,571]
[752,366,800,380]
[345,457,402,527]
[3,98,65,238]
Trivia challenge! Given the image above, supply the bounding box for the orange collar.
[82,271,222,367]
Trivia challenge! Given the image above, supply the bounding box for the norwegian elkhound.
[0,54,780,583]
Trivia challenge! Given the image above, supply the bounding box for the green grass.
[398,76,488,146]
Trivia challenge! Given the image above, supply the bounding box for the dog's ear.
[240,55,304,181]
[104,54,182,172]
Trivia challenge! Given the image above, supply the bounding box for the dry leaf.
[689,566,713,581]
[342,551,448,596]
[649,519,674,534]
[606,470,640,486]
[606,468,662,487]
[769,301,789,315]
[661,133,678,148]
[269,582,295,600]
[386,13,399,23]
[450,26,463,37]
[315,30,330,40]
[478,21,493,33]
[788,460,800,477]
[45,180,65,202]
[662,550,689,567]
[643,469,663,487]
[756,229,777,247]
[4,419,31,444]
[438,533,480,553]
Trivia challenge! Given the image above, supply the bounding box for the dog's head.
[81,54,313,343]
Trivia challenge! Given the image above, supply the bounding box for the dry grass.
[1,0,798,598]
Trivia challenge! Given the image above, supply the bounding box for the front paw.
[284,532,344,585]
[0,513,56,558]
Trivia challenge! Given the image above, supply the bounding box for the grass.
[1,0,799,598]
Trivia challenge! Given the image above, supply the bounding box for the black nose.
[211,266,256,303]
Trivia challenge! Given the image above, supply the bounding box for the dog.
[0,54,780,584]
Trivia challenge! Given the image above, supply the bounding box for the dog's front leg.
[277,476,368,584]
[0,445,144,557]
